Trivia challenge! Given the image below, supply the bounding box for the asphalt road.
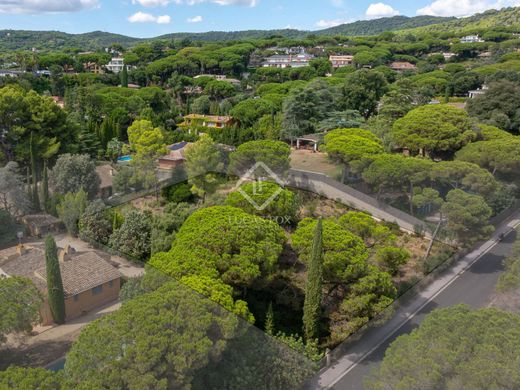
[330,225,519,390]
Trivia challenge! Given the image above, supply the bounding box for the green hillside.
[316,15,454,36]
[401,7,520,34]
[1,7,519,51]
[0,30,141,51]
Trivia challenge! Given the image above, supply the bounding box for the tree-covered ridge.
[401,7,520,35]
[0,7,518,53]
[317,15,454,36]
[0,30,142,51]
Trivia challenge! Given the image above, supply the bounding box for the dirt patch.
[290,149,340,177]
[0,329,81,370]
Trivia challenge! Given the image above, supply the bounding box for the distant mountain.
[0,7,518,51]
[315,15,455,36]
[0,30,141,51]
[157,16,454,41]
[157,29,304,42]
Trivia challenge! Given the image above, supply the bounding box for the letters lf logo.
[233,162,286,211]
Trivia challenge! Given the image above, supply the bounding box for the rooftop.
[183,114,233,123]
[0,245,121,298]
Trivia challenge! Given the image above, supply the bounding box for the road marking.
[325,221,520,389]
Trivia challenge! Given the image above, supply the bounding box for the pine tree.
[265,301,275,336]
[121,65,128,88]
[302,218,323,341]
[30,132,40,212]
[45,235,65,324]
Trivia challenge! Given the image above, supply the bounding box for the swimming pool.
[46,357,65,371]
[117,155,132,162]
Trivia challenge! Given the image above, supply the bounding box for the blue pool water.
[117,155,132,162]
[47,357,65,371]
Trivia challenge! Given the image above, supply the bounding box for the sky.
[0,0,518,37]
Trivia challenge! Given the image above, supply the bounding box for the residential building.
[262,52,314,68]
[460,35,485,43]
[157,141,192,170]
[329,55,354,68]
[106,57,125,74]
[194,74,241,85]
[0,244,121,326]
[22,214,63,238]
[83,61,104,74]
[389,61,417,71]
[442,52,456,60]
[468,84,489,98]
[179,114,234,129]
[0,70,24,77]
[96,164,116,199]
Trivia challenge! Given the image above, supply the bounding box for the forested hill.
[0,30,142,51]
[315,15,454,36]
[1,7,518,51]
[0,15,455,50]
[158,15,453,41]
[402,7,520,34]
[0,15,450,50]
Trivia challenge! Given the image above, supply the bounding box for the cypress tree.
[42,159,49,212]
[265,302,275,336]
[45,235,65,324]
[121,65,128,88]
[302,218,323,341]
[30,132,40,212]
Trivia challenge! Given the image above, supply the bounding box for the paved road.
[311,214,520,390]
[288,169,430,237]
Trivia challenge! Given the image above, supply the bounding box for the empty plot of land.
[290,149,340,177]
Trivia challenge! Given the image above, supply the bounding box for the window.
[109,280,113,288]
[92,285,103,296]
[73,294,79,302]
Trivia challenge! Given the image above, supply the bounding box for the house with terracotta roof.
[179,114,234,129]
[0,244,121,326]
[389,61,417,72]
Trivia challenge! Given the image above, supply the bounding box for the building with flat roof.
[460,35,485,43]
[106,57,125,74]
[262,53,314,68]
[329,55,354,68]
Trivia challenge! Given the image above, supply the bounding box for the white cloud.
[131,0,258,6]
[187,15,203,22]
[365,2,400,19]
[132,0,172,6]
[417,0,520,17]
[128,11,171,23]
[0,0,98,13]
[156,14,172,23]
[316,19,349,28]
